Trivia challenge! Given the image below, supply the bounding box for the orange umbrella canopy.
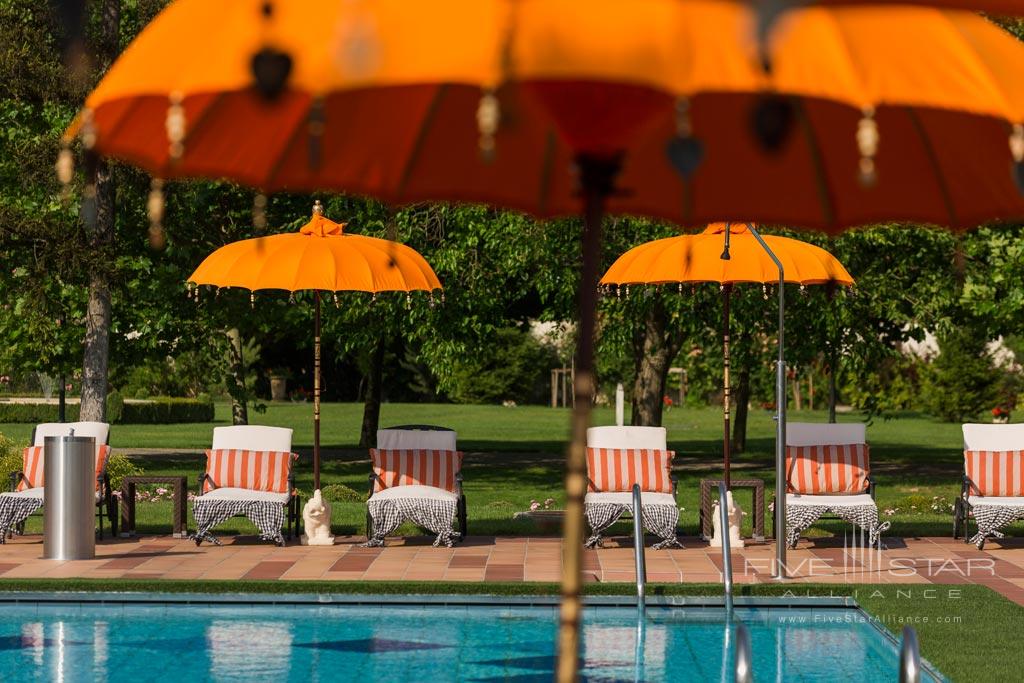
[66,0,1024,231]
[188,204,442,294]
[601,223,854,287]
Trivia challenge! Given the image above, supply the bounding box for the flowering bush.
[529,497,557,511]
[993,406,1011,419]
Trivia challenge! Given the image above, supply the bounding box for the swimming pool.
[0,594,944,682]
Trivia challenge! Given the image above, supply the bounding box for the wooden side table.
[120,475,189,538]
[699,478,765,542]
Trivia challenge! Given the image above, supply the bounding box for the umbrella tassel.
[250,293,255,309]
[55,142,73,203]
[308,97,325,170]
[857,107,879,188]
[333,292,339,308]
[1011,123,1024,194]
[477,87,500,163]
[147,178,166,250]
[665,97,704,179]
[253,193,268,231]
[166,91,185,161]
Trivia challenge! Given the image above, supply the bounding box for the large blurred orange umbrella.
[188,202,442,489]
[62,1,1024,231]
[65,2,1024,680]
[602,222,854,487]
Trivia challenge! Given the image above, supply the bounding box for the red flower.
[662,395,673,406]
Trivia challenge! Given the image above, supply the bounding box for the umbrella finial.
[312,199,323,216]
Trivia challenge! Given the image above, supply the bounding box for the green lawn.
[0,402,988,538]
[0,578,1013,682]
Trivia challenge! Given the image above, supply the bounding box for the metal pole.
[746,225,787,579]
[314,290,321,491]
[899,626,921,683]
[735,623,753,683]
[719,482,734,614]
[632,483,647,611]
[723,284,732,488]
[556,155,619,683]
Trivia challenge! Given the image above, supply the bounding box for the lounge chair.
[782,422,888,548]
[954,423,1024,549]
[192,425,300,547]
[584,426,681,549]
[0,421,116,542]
[364,425,465,547]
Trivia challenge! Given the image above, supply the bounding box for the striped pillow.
[964,450,1024,497]
[17,444,112,492]
[370,449,463,493]
[203,449,296,494]
[585,448,674,493]
[786,444,870,495]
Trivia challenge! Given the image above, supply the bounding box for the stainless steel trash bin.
[43,435,96,560]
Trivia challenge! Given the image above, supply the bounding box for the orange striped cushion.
[964,450,1024,497]
[585,448,674,493]
[370,449,463,493]
[17,444,112,492]
[203,449,296,493]
[786,444,870,495]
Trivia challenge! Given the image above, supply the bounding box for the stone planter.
[993,415,1010,424]
[514,509,564,533]
[270,375,288,401]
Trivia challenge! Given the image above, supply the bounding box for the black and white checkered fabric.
[0,494,42,543]
[785,503,890,549]
[968,504,1024,549]
[191,498,285,546]
[362,496,459,548]
[584,502,682,550]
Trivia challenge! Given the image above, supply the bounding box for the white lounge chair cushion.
[962,423,1024,450]
[587,426,667,450]
[967,495,1024,507]
[787,493,875,507]
[377,429,457,450]
[786,422,866,446]
[211,425,293,452]
[198,487,290,504]
[369,484,458,503]
[585,491,676,507]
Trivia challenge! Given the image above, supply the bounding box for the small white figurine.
[710,490,745,549]
[300,489,335,546]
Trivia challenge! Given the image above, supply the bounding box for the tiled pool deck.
[3,534,1024,604]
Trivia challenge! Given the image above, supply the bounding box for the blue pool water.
[0,599,943,682]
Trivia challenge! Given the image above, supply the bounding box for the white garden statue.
[710,490,745,549]
[300,489,335,546]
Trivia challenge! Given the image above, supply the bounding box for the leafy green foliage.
[320,483,365,503]
[0,433,21,487]
[0,397,212,424]
[105,452,143,491]
[921,328,1001,422]
[448,327,559,404]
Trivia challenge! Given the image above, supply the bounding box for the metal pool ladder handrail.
[900,626,921,683]
[631,483,646,611]
[735,622,753,683]
[719,482,734,614]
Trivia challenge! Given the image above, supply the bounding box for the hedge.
[0,397,214,424]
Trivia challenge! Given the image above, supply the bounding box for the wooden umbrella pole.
[314,290,321,491]
[723,284,731,489]
[556,155,619,683]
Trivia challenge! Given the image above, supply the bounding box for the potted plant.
[992,405,1011,424]
[269,368,291,401]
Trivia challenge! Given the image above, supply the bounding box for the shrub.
[105,453,143,490]
[106,390,124,424]
[0,433,22,489]
[921,330,1001,422]
[320,483,365,503]
[447,327,559,404]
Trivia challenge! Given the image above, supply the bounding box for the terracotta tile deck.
[2,534,1023,604]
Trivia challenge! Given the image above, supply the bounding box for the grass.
[0,402,994,538]
[0,578,1015,682]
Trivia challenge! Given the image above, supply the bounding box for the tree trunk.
[359,336,387,448]
[630,301,682,427]
[732,366,751,453]
[226,328,248,425]
[78,0,120,423]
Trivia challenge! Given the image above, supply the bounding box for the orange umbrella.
[602,222,854,487]
[62,1,1024,231]
[188,202,442,489]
